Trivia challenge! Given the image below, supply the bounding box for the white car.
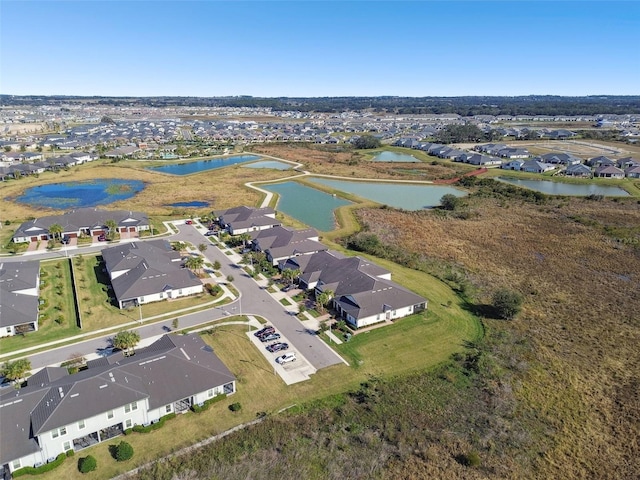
[276,352,297,364]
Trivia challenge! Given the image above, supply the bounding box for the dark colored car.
[204,231,216,236]
[266,342,289,353]
[260,333,281,343]
[281,284,295,292]
[98,234,106,241]
[254,326,275,338]
[62,235,70,244]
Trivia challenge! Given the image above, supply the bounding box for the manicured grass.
[0,258,79,354]
[279,297,292,306]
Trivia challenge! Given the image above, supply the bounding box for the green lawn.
[0,258,79,354]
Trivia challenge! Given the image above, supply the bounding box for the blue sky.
[1,1,638,97]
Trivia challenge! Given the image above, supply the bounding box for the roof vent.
[58,387,64,398]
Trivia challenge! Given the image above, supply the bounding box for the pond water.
[15,179,144,209]
[167,201,210,208]
[372,151,420,162]
[147,155,261,175]
[262,182,352,231]
[243,160,292,170]
[307,178,466,210]
[497,177,630,196]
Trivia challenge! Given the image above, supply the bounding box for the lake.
[15,179,145,209]
[243,160,292,170]
[147,155,262,175]
[262,182,352,231]
[497,177,630,197]
[372,151,420,162]
[307,178,466,210]
[167,201,210,208]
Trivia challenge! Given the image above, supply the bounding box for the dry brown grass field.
[354,195,640,479]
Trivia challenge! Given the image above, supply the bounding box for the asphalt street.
[12,224,344,372]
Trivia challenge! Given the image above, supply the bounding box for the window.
[165,404,172,413]
[107,410,114,420]
[124,401,138,413]
[51,426,67,438]
[125,419,132,429]
[207,389,214,398]
[78,420,85,430]
[63,441,71,451]
[12,459,21,470]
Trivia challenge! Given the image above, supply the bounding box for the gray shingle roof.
[0,260,40,329]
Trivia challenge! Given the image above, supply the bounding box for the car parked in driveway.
[281,284,296,292]
[98,234,106,241]
[276,352,297,364]
[260,333,281,343]
[266,342,289,353]
[185,220,193,225]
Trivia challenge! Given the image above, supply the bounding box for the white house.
[0,261,40,337]
[0,334,235,474]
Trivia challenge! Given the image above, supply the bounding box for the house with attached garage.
[0,334,235,475]
[0,260,40,337]
[102,240,203,309]
[625,165,640,178]
[249,226,328,265]
[280,250,427,329]
[215,206,281,235]
[521,160,556,174]
[500,159,525,171]
[12,208,149,244]
[539,152,582,166]
[564,163,592,177]
[594,165,625,179]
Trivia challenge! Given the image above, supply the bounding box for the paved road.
[18,223,344,371]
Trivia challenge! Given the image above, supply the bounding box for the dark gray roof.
[0,260,40,328]
[13,208,148,240]
[216,206,280,232]
[0,334,234,463]
[251,226,326,260]
[102,240,201,303]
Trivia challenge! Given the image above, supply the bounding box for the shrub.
[115,441,134,461]
[229,402,242,412]
[78,455,97,473]
[492,288,523,320]
[66,449,75,457]
[191,395,227,413]
[12,454,66,477]
[131,413,176,432]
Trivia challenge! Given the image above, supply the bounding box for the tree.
[238,233,251,248]
[105,219,117,240]
[197,243,208,254]
[492,288,523,320]
[48,223,63,242]
[353,135,382,149]
[1,358,31,386]
[281,268,300,286]
[112,330,141,355]
[212,260,221,271]
[440,194,460,211]
[115,441,134,461]
[316,289,334,314]
[185,255,204,274]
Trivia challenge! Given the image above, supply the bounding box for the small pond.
[243,160,292,170]
[15,179,145,209]
[167,201,210,208]
[307,178,466,210]
[497,177,630,197]
[147,155,261,175]
[262,182,352,231]
[372,151,420,162]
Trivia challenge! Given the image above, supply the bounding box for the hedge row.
[13,453,66,477]
[125,413,176,435]
[191,394,227,413]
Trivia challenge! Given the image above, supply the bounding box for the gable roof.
[215,206,279,232]
[0,260,40,329]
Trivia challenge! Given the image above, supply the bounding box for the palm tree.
[105,219,117,240]
[238,233,251,249]
[316,289,334,314]
[112,330,141,356]
[197,243,208,254]
[282,268,300,286]
[48,223,63,243]
[185,255,204,274]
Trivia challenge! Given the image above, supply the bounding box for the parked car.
[62,235,70,244]
[276,352,297,364]
[204,231,216,236]
[254,326,275,338]
[260,333,281,343]
[97,234,106,241]
[266,342,289,353]
[185,220,193,225]
[281,284,295,292]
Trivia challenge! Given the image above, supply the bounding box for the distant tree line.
[2,95,640,115]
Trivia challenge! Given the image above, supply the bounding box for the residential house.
[586,156,616,168]
[616,157,640,169]
[474,143,507,155]
[539,152,582,166]
[521,160,556,174]
[215,206,281,235]
[250,226,328,265]
[0,334,235,475]
[625,165,640,178]
[496,147,530,158]
[457,153,502,166]
[102,240,203,309]
[0,261,40,337]
[500,160,525,171]
[594,165,625,179]
[280,251,427,329]
[12,208,149,244]
[565,163,592,177]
